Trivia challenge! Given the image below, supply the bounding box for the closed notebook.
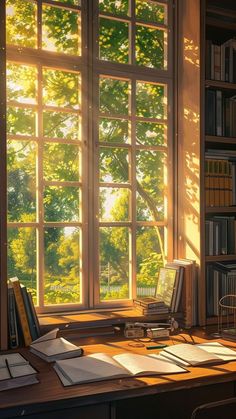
[30,337,83,362]
[54,352,187,386]
[161,342,236,366]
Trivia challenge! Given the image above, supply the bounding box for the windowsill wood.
[38,309,183,334]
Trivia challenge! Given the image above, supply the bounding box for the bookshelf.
[202,0,236,325]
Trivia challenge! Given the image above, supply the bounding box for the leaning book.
[54,352,187,386]
[0,353,38,391]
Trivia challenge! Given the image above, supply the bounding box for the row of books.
[206,262,236,316]
[205,39,236,82]
[205,90,236,137]
[133,259,197,327]
[205,216,236,256]
[205,153,236,207]
[8,277,40,349]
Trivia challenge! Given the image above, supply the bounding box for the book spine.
[8,288,19,349]
[21,288,39,341]
[27,292,40,339]
[10,279,32,346]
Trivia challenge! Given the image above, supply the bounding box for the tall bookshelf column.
[176,0,203,323]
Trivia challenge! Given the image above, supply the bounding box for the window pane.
[99,227,130,300]
[99,147,129,183]
[42,6,81,56]
[44,143,80,182]
[43,111,80,140]
[7,63,37,104]
[136,82,166,119]
[7,108,36,137]
[136,26,166,69]
[8,227,37,303]
[44,227,81,305]
[99,188,130,221]
[99,18,129,64]
[7,141,36,222]
[100,77,129,115]
[136,122,166,146]
[136,1,166,24]
[99,118,129,143]
[136,226,164,297]
[44,186,80,222]
[6,0,37,48]
[136,150,166,221]
[99,0,129,16]
[43,69,80,109]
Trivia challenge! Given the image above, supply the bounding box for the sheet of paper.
[0,353,28,368]
[10,364,37,378]
[163,344,221,366]
[158,351,190,367]
[197,342,236,361]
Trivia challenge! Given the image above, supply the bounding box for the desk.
[1,330,236,419]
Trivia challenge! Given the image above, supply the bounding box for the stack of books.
[205,150,236,207]
[133,297,169,316]
[205,216,236,256]
[134,259,197,327]
[8,277,40,349]
[206,261,236,316]
[205,39,236,82]
[205,90,236,137]
[0,353,38,391]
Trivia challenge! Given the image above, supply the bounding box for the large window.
[5,0,173,312]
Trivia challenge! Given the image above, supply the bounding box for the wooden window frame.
[1,0,174,324]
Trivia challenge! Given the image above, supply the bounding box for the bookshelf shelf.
[206,207,236,214]
[205,135,236,144]
[206,17,236,32]
[205,255,236,262]
[205,80,236,90]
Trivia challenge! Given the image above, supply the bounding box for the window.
[4,0,173,313]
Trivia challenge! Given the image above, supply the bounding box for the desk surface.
[1,329,236,415]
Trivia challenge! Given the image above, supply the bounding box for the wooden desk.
[1,330,236,419]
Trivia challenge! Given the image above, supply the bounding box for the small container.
[147,327,170,339]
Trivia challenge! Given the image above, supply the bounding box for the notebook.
[30,328,83,362]
[160,342,236,366]
[0,353,38,391]
[54,352,187,386]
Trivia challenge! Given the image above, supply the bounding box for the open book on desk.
[54,352,187,386]
[30,328,83,362]
[159,342,236,367]
[0,353,38,391]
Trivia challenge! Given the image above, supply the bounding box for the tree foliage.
[6,0,167,304]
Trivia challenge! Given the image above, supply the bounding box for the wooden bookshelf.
[202,0,236,326]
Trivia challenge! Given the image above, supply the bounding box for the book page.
[31,337,79,356]
[0,368,11,381]
[158,351,190,367]
[10,364,37,378]
[197,342,236,361]
[113,353,186,376]
[55,353,129,384]
[0,353,28,368]
[31,328,59,344]
[163,344,222,366]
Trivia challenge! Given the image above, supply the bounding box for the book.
[155,267,179,310]
[133,297,166,309]
[160,342,236,367]
[7,285,19,349]
[30,329,83,362]
[9,277,32,346]
[20,285,39,342]
[54,352,187,386]
[0,353,38,391]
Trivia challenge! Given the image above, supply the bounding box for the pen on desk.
[146,344,167,350]
[5,358,12,378]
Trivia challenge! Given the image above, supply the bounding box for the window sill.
[38,308,183,335]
